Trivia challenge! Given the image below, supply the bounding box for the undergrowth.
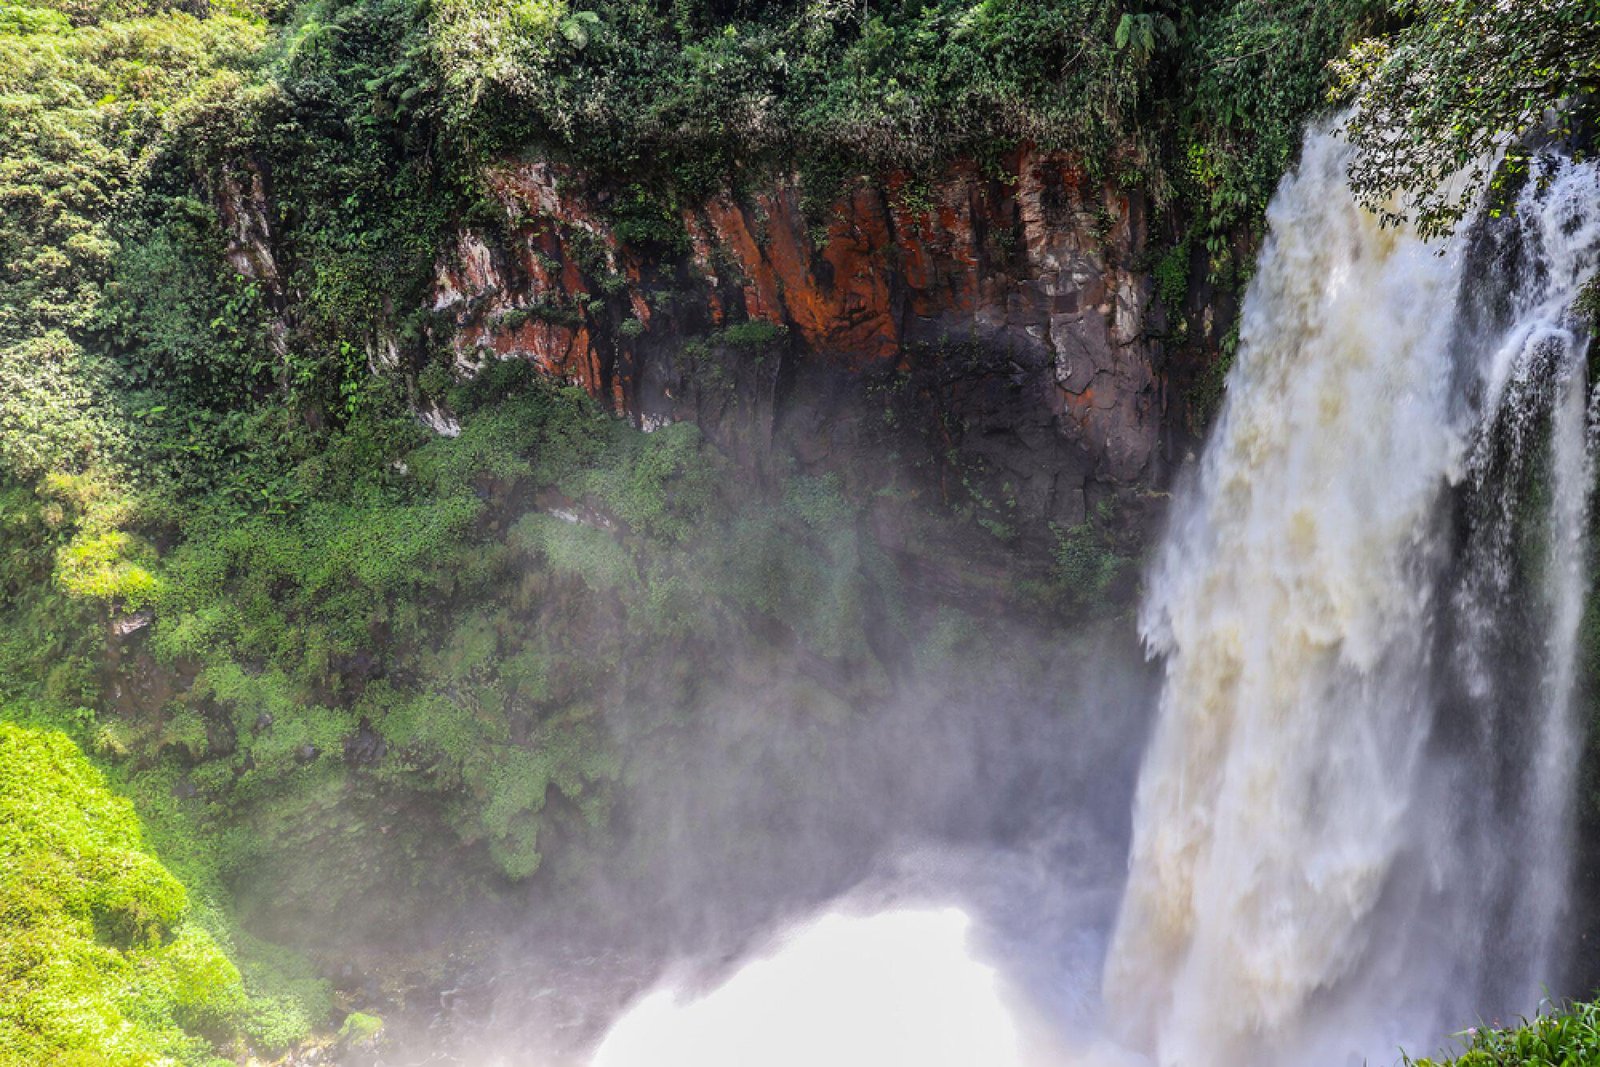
[1404,1001,1600,1067]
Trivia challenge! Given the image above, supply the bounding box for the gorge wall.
[414,148,1216,529]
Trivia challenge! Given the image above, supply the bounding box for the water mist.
[586,126,1600,1067]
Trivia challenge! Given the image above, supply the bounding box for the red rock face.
[431,147,1163,487]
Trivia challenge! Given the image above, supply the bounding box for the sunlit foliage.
[1404,1000,1600,1067]
[1337,0,1600,239]
[431,0,1149,182]
[0,721,247,1065]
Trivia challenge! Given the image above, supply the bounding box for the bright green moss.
[54,528,164,609]
[336,1010,384,1046]
[0,722,247,1065]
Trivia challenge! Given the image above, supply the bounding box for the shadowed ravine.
[578,127,1600,1067]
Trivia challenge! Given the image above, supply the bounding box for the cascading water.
[1103,126,1600,1067]
[586,125,1600,1067]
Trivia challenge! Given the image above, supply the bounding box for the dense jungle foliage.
[2,0,1598,1059]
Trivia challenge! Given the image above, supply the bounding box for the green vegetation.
[425,0,1386,249]
[417,0,1387,408]
[1050,509,1138,612]
[336,1011,383,1048]
[1173,0,1380,255]
[3,356,963,920]
[1404,1001,1600,1066]
[0,720,246,1065]
[8,0,1598,1058]
[1338,0,1600,240]
[439,0,1144,183]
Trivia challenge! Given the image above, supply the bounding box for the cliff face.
[428,149,1179,528]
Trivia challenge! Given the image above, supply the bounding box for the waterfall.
[1102,126,1600,1067]
[583,126,1598,1067]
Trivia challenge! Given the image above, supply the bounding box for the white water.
[587,129,1600,1067]
[1104,130,1600,1066]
